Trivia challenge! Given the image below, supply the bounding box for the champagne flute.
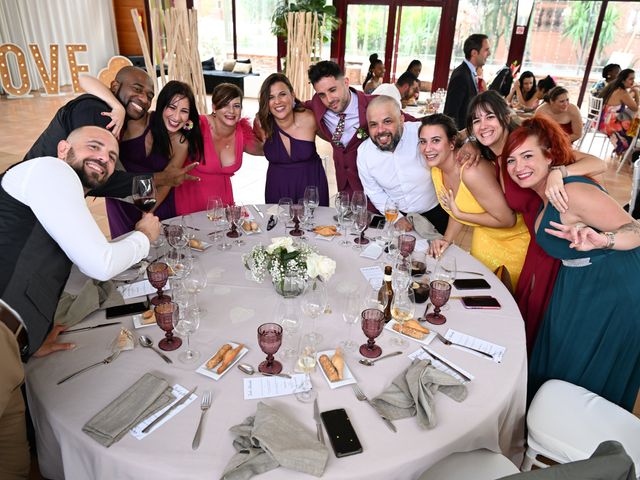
[341,289,361,352]
[295,334,318,403]
[131,176,157,213]
[390,288,415,348]
[303,186,319,227]
[383,198,399,244]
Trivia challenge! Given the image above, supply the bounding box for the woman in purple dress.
[255,73,329,206]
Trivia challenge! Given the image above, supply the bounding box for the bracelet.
[463,135,476,144]
[550,165,568,178]
[603,231,615,249]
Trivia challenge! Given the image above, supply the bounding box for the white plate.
[189,239,213,252]
[196,342,248,381]
[240,221,262,235]
[132,312,156,329]
[384,320,436,346]
[317,349,356,389]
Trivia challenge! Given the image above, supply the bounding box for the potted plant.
[271,0,340,43]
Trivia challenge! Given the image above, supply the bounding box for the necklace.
[209,116,234,150]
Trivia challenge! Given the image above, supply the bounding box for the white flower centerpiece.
[243,237,336,297]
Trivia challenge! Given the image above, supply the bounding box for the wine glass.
[206,196,223,221]
[166,247,192,280]
[131,176,157,213]
[359,308,385,358]
[352,208,370,249]
[341,289,361,352]
[257,323,283,374]
[300,279,327,345]
[303,186,319,227]
[275,297,302,358]
[434,255,456,284]
[154,301,182,351]
[290,203,304,237]
[225,205,241,239]
[173,300,200,363]
[295,334,317,403]
[425,280,452,325]
[183,261,207,314]
[278,197,293,234]
[164,218,189,250]
[390,288,415,348]
[384,198,399,226]
[182,214,196,243]
[147,262,170,305]
[351,190,367,215]
[398,234,416,258]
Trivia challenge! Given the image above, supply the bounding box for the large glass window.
[450,0,517,80]
[392,6,441,83]
[522,0,602,106]
[344,4,390,86]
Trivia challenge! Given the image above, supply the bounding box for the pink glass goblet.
[257,323,283,374]
[147,262,171,306]
[226,205,241,238]
[290,204,304,237]
[398,234,416,258]
[154,301,182,351]
[425,280,452,325]
[359,308,385,358]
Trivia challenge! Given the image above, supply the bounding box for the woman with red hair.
[504,116,640,411]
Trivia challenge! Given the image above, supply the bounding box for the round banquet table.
[25,206,526,480]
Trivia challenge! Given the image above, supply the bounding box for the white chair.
[577,95,610,158]
[522,380,640,477]
[417,450,520,480]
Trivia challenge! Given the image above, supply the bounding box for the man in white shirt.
[357,95,448,234]
[371,71,420,109]
[0,126,159,479]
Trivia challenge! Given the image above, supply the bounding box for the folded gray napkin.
[82,372,174,447]
[55,279,124,327]
[221,402,329,480]
[407,213,444,241]
[372,359,467,429]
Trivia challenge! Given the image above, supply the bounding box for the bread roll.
[319,354,340,382]
[404,319,429,334]
[217,343,244,374]
[206,343,232,369]
[393,323,425,339]
[189,239,204,250]
[331,348,344,380]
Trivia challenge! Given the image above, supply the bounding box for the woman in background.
[506,70,538,111]
[363,54,385,94]
[598,68,639,157]
[534,75,556,103]
[535,86,583,142]
[591,63,621,97]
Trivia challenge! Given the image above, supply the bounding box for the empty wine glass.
[147,261,170,305]
[390,288,415,348]
[352,208,370,249]
[154,301,182,351]
[426,280,452,325]
[164,218,189,250]
[341,289,361,352]
[166,247,192,280]
[275,297,302,358]
[182,214,196,243]
[351,190,367,215]
[300,279,327,345]
[290,203,304,237]
[359,308,385,358]
[173,301,200,363]
[131,176,157,213]
[295,334,317,403]
[303,186,319,227]
[183,261,207,314]
[434,255,457,284]
[278,197,293,234]
[257,323,283,374]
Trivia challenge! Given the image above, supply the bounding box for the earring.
[183,120,194,131]
[212,111,216,117]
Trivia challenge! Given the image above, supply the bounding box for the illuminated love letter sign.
[0,43,31,96]
[66,44,89,93]
[29,44,59,95]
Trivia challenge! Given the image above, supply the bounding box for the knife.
[142,386,198,434]
[252,204,265,218]
[60,321,122,335]
[421,346,472,382]
[313,398,325,445]
[57,350,121,385]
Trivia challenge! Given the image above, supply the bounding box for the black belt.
[0,304,28,354]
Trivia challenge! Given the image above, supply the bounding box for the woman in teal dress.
[503,116,640,411]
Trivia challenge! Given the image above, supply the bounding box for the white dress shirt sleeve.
[2,157,150,281]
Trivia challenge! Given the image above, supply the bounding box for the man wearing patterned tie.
[306,61,415,209]
[443,34,490,130]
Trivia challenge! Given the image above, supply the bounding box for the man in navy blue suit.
[443,34,491,129]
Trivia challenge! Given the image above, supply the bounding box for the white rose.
[306,252,321,279]
[317,256,336,281]
[267,236,295,254]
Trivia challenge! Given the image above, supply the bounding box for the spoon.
[237,363,291,379]
[359,350,403,366]
[138,335,173,364]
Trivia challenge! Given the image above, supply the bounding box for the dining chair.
[521,380,640,476]
[416,449,520,480]
[576,95,609,159]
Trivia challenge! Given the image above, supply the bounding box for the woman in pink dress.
[175,83,263,214]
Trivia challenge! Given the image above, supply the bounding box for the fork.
[433,330,494,359]
[191,390,212,450]
[351,384,397,433]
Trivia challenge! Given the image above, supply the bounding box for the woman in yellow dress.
[420,114,529,286]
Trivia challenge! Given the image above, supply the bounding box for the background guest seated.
[598,68,639,157]
[535,86,583,143]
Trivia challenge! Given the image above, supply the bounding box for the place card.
[117,279,171,300]
[360,265,383,288]
[445,329,505,363]
[130,384,197,439]
[359,242,383,259]
[243,374,310,400]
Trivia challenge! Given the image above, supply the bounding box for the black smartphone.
[461,296,501,309]
[321,408,363,458]
[369,214,385,229]
[105,302,149,319]
[453,278,491,290]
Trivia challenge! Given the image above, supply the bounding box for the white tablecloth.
[26,207,526,480]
